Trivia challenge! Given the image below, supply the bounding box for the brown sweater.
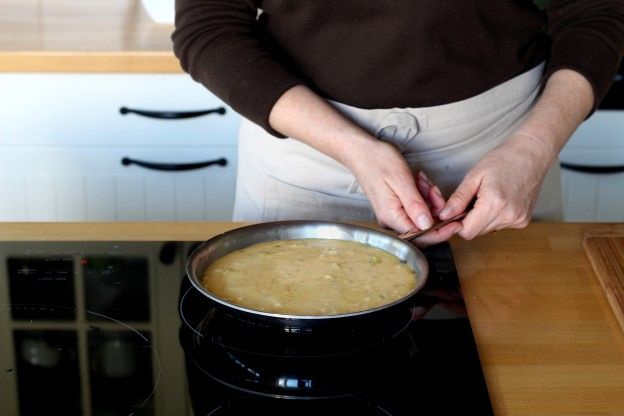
[172,0,624,136]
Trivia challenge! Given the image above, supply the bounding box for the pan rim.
[185,220,429,320]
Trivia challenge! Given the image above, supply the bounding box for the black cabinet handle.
[560,162,624,174]
[119,106,226,119]
[122,157,227,171]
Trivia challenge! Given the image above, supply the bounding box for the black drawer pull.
[119,106,226,119]
[560,162,624,174]
[122,157,227,171]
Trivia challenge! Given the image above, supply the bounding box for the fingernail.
[419,171,434,185]
[432,186,444,199]
[439,206,453,219]
[417,214,433,230]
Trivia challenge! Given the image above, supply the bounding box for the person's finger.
[410,221,462,247]
[388,176,433,231]
[458,194,508,239]
[439,173,481,221]
[476,218,507,237]
[428,185,446,214]
[480,209,530,235]
[416,175,433,209]
[474,194,534,236]
[458,211,493,240]
[417,172,446,215]
[419,171,435,187]
[376,203,419,234]
[416,180,445,215]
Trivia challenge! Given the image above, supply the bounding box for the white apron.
[232,63,563,223]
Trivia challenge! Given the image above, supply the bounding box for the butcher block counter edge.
[0,51,181,73]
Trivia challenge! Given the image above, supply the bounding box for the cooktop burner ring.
[184,313,421,401]
[180,284,205,339]
[190,352,372,401]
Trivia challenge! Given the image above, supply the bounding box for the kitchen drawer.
[0,147,237,221]
[0,73,241,147]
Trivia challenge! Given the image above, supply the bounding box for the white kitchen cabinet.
[560,110,624,222]
[0,73,240,221]
[0,147,237,221]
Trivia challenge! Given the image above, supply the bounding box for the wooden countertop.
[0,0,180,72]
[1,221,623,414]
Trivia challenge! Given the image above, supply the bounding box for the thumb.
[439,174,480,220]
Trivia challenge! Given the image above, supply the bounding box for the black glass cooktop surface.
[0,241,493,416]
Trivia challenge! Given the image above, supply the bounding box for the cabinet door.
[561,170,624,221]
[0,147,237,221]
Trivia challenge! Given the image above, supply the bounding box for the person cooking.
[172,0,624,246]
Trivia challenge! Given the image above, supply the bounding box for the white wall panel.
[55,176,87,221]
[25,176,56,220]
[0,177,27,221]
[174,176,207,221]
[114,176,146,221]
[204,176,236,220]
[85,177,117,221]
[596,174,624,222]
[145,176,175,221]
[562,170,624,222]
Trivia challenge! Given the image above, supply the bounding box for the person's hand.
[266,85,461,242]
[436,69,595,239]
[438,133,554,239]
[346,140,461,245]
[412,170,463,247]
[347,140,431,232]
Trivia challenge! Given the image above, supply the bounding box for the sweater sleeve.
[171,0,304,137]
[544,0,624,111]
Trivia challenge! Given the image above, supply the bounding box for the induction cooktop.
[0,240,493,416]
